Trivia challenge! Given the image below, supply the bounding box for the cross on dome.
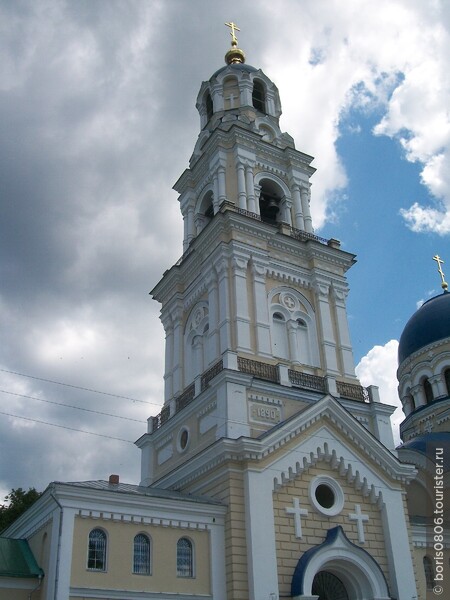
[224,21,245,65]
[433,254,448,291]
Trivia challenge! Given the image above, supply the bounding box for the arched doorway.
[291,526,390,600]
[312,571,349,600]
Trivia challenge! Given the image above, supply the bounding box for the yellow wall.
[182,465,248,600]
[273,461,391,597]
[71,516,211,595]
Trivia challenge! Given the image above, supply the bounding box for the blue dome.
[398,291,450,364]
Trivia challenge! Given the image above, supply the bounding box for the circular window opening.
[309,476,344,517]
[180,429,189,449]
[177,427,190,453]
[315,484,335,509]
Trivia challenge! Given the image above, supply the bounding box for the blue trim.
[291,526,390,597]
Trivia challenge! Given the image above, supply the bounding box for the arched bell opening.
[205,91,213,122]
[194,190,215,235]
[259,178,283,225]
[252,79,266,114]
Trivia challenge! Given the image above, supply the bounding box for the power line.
[0,411,135,444]
[0,389,146,423]
[0,368,161,407]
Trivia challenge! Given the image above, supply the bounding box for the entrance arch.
[312,571,349,600]
[291,527,390,600]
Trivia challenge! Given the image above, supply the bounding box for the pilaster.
[314,282,339,374]
[232,254,252,353]
[250,258,272,357]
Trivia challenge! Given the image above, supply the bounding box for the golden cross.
[433,254,448,290]
[225,21,240,46]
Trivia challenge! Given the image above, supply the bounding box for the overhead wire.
[0,368,161,407]
[0,411,135,443]
[0,389,146,423]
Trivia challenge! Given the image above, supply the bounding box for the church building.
[1,26,449,600]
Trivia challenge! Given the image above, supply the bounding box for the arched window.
[258,179,283,225]
[205,92,213,122]
[133,533,151,575]
[272,312,289,360]
[252,80,266,113]
[445,368,450,395]
[87,528,107,571]
[177,537,193,577]
[423,555,434,589]
[423,378,434,404]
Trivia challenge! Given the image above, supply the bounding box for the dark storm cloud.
[1,0,448,500]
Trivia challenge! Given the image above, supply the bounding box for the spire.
[224,21,245,65]
[433,254,449,291]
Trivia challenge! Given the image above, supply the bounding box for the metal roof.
[0,538,44,579]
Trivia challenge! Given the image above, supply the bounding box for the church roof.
[59,480,224,505]
[398,291,450,364]
[211,62,258,79]
[0,538,44,579]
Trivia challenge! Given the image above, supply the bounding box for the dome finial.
[433,254,448,291]
[224,21,245,65]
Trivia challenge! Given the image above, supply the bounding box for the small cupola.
[195,23,282,133]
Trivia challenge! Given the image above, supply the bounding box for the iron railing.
[289,370,327,392]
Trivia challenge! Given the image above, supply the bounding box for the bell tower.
[137,30,386,487]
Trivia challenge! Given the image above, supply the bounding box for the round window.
[309,476,344,516]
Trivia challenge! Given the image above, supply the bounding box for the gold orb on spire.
[224,21,245,65]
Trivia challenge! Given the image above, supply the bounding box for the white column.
[162,316,174,402]
[194,213,207,235]
[218,165,227,206]
[287,320,300,365]
[55,507,76,600]
[209,520,227,600]
[315,283,339,374]
[292,183,305,230]
[246,165,256,213]
[254,183,261,216]
[186,204,195,245]
[244,471,279,600]
[331,286,356,377]
[301,185,313,233]
[251,260,271,357]
[381,489,418,600]
[171,305,183,395]
[192,335,203,379]
[237,162,247,209]
[232,255,252,352]
[182,213,189,252]
[411,384,426,408]
[213,173,220,214]
[206,269,220,363]
[216,258,231,354]
[281,196,293,225]
[430,374,443,398]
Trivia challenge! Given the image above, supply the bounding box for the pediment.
[155,394,416,492]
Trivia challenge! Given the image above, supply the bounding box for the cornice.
[153,395,416,491]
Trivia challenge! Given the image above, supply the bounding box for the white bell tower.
[137,31,383,487]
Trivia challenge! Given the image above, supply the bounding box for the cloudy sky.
[1,0,449,501]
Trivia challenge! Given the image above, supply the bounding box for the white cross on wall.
[285,497,308,539]
[348,503,369,543]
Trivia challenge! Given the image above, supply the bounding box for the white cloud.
[356,340,403,445]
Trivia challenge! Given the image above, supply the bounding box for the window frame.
[87,527,108,572]
[132,532,152,576]
[176,536,195,578]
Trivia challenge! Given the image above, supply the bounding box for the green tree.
[0,488,41,533]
